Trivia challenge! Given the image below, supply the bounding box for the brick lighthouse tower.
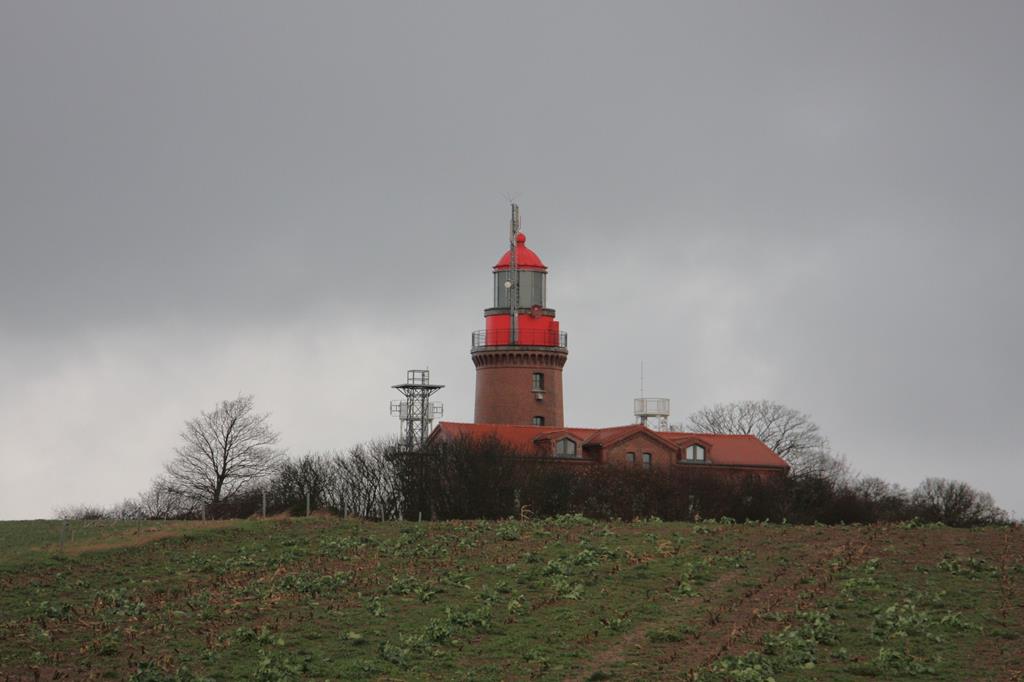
[472,205,568,427]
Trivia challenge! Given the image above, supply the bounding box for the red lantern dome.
[494,232,547,271]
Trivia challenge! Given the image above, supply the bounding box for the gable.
[592,429,678,457]
[583,424,680,451]
[674,436,713,450]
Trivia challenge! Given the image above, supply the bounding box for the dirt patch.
[31,520,238,558]
[62,525,226,557]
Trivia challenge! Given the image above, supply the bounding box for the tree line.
[57,396,1010,528]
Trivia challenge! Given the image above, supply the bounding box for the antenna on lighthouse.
[509,203,520,345]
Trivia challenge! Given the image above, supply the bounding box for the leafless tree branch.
[164,395,282,506]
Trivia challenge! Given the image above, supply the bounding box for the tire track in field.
[685,525,1020,681]
[686,528,877,677]
[563,526,778,680]
[973,526,1024,682]
[672,526,877,678]
[570,526,877,681]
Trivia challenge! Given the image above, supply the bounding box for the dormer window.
[555,437,577,458]
[685,444,706,462]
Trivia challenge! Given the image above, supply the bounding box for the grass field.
[0,516,1020,681]
[0,519,236,570]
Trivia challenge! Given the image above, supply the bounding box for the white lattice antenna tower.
[390,369,444,449]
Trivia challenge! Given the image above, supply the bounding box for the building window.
[626,452,635,464]
[642,452,652,469]
[532,416,545,426]
[532,373,544,391]
[555,438,577,458]
[685,444,706,462]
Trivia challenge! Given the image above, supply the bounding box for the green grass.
[0,518,241,570]
[0,517,1019,680]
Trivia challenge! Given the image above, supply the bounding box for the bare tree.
[54,504,108,520]
[911,477,1007,526]
[687,400,841,478]
[165,395,282,506]
[136,477,196,519]
[270,453,338,512]
[850,476,910,521]
[329,439,402,518]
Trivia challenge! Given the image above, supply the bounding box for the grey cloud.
[1,1,1022,518]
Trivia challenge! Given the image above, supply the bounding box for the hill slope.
[0,516,1020,680]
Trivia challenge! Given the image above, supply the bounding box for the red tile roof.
[429,422,596,453]
[581,424,681,451]
[429,422,789,470]
[657,431,790,468]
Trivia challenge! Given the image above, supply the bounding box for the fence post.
[418,511,422,523]
[306,491,311,517]
[201,506,206,522]
[343,499,348,519]
[262,489,267,518]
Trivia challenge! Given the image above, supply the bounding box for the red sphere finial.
[516,232,526,245]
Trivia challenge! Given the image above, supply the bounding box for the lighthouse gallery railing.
[471,329,568,349]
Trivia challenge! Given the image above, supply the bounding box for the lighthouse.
[471,205,568,427]
[429,208,789,479]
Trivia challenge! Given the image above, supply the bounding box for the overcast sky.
[1,1,1021,520]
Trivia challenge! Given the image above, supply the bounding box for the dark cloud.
[1,1,1022,518]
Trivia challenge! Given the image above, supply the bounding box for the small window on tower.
[532,416,545,426]
[532,373,544,391]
